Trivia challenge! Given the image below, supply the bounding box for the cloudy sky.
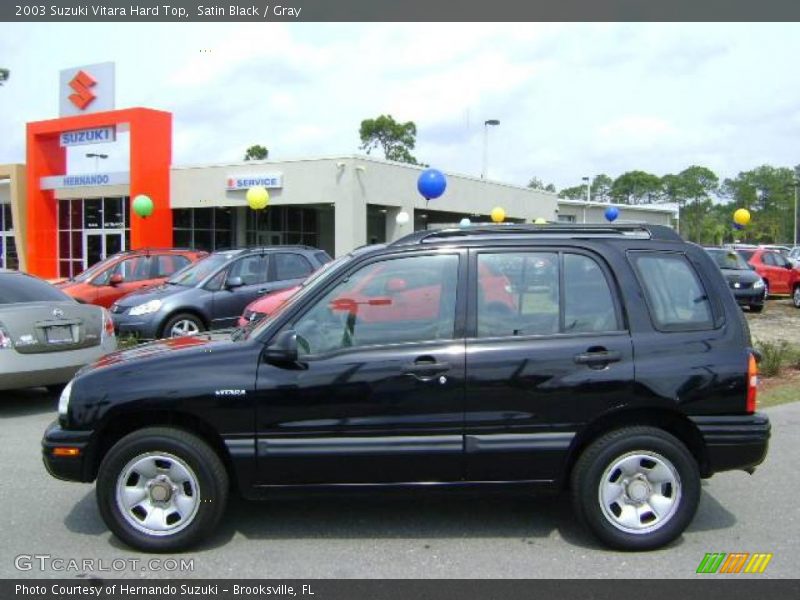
[1,22,799,188]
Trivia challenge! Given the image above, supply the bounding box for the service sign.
[59,126,117,147]
[40,171,130,190]
[226,174,283,190]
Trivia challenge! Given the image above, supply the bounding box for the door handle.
[402,359,450,381]
[257,289,269,294]
[574,349,622,367]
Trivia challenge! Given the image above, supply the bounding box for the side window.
[293,254,459,356]
[116,257,152,282]
[314,250,332,265]
[155,255,190,278]
[228,255,268,285]
[631,253,713,331]
[476,252,558,337]
[762,252,776,266]
[273,253,313,281]
[564,254,620,333]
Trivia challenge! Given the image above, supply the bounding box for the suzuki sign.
[59,62,115,116]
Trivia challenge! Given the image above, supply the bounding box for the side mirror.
[786,263,794,270]
[263,329,298,363]
[226,276,244,289]
[109,273,124,286]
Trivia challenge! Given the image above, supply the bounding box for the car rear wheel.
[162,313,205,338]
[793,285,800,308]
[749,304,764,313]
[763,281,769,299]
[571,426,700,551]
[96,427,228,552]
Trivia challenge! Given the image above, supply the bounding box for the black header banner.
[4,0,800,22]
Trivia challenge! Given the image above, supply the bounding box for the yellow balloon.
[533,217,548,224]
[733,208,751,226]
[246,186,270,210]
[491,206,506,223]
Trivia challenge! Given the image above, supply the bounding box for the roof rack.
[390,223,683,246]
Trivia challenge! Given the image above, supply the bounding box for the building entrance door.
[83,230,124,270]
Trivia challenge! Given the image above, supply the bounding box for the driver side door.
[254,250,467,485]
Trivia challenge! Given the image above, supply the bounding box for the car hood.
[81,331,236,372]
[719,268,761,283]
[112,282,189,306]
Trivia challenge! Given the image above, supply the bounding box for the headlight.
[753,279,765,289]
[129,299,163,316]
[58,379,74,417]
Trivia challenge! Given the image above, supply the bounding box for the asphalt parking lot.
[1,388,797,580]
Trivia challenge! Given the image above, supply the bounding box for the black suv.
[43,224,770,552]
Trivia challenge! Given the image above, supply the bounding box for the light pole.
[582,176,591,204]
[481,119,500,179]
[86,153,108,171]
[793,180,798,247]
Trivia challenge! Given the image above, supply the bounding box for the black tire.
[45,384,66,396]
[571,426,700,551]
[96,427,228,552]
[793,285,800,309]
[749,304,764,313]
[762,281,769,299]
[161,313,205,338]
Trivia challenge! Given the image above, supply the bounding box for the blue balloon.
[733,222,744,230]
[604,206,619,222]
[417,168,447,200]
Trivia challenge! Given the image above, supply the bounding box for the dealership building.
[0,63,676,277]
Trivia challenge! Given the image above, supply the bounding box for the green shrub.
[755,340,792,377]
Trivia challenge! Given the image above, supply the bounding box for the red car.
[56,248,208,308]
[239,285,300,328]
[737,247,800,306]
[238,258,518,328]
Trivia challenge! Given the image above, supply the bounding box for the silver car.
[0,269,117,391]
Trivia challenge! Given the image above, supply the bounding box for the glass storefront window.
[57,198,130,278]
[171,207,233,252]
[84,199,102,229]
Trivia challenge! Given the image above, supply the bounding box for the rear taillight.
[746,352,758,414]
[101,308,115,340]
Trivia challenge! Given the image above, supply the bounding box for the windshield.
[0,273,73,304]
[73,254,122,282]
[708,249,750,270]
[238,253,353,341]
[168,253,238,286]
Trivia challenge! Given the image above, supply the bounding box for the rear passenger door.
[270,252,315,291]
[464,247,634,483]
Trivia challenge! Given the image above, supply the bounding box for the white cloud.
[2,23,800,188]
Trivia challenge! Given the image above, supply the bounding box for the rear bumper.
[41,420,95,483]
[0,339,116,391]
[691,413,770,476]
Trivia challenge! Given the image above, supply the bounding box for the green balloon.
[132,194,154,218]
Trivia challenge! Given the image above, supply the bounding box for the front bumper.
[41,420,95,483]
[691,413,770,476]
[111,310,162,339]
[731,287,765,306]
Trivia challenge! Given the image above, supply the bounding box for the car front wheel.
[96,427,228,552]
[571,426,700,551]
[162,313,205,338]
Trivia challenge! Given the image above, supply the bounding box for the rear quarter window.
[630,252,714,331]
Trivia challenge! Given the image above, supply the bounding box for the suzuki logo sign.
[67,70,97,110]
[59,62,115,116]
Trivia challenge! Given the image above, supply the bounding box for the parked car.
[704,248,766,312]
[735,247,800,306]
[0,269,117,391]
[56,248,208,308]
[44,224,769,553]
[110,247,332,339]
